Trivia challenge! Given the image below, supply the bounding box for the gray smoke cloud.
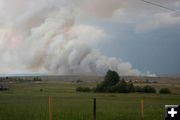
[0,0,152,76]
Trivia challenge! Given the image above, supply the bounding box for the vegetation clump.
[0,85,8,91]
[141,85,156,93]
[95,70,156,93]
[40,89,43,92]
[76,80,83,83]
[159,88,171,94]
[75,70,159,94]
[76,87,91,92]
[33,77,42,81]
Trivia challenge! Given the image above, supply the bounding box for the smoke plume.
[0,0,143,76]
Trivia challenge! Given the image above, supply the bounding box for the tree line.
[76,70,171,94]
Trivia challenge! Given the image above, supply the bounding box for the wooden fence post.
[93,98,96,120]
[141,97,144,120]
[56,97,58,120]
[49,96,53,120]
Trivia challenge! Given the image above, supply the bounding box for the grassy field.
[0,80,180,120]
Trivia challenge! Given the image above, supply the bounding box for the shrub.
[134,86,143,93]
[34,77,42,81]
[142,85,156,93]
[0,85,8,91]
[116,80,129,93]
[159,88,171,94]
[101,80,135,93]
[96,79,132,93]
[76,87,91,92]
[127,81,135,92]
[95,82,106,92]
[111,83,129,93]
[76,80,83,83]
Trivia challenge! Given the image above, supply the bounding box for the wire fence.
[0,96,167,120]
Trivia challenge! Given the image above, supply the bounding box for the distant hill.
[0,75,180,83]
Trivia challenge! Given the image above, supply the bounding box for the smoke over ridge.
[0,0,149,76]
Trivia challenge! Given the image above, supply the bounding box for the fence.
[0,96,166,120]
[48,96,145,120]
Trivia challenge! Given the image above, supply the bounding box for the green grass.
[0,81,180,120]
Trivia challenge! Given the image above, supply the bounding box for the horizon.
[0,73,180,77]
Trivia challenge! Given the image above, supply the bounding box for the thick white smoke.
[0,0,143,76]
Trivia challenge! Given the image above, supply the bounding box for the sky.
[0,0,179,76]
[77,0,180,75]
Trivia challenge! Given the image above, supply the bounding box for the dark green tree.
[103,70,120,87]
[95,70,120,92]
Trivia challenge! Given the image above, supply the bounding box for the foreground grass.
[0,81,180,120]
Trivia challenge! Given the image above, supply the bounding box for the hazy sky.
[78,0,180,75]
[0,0,179,76]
